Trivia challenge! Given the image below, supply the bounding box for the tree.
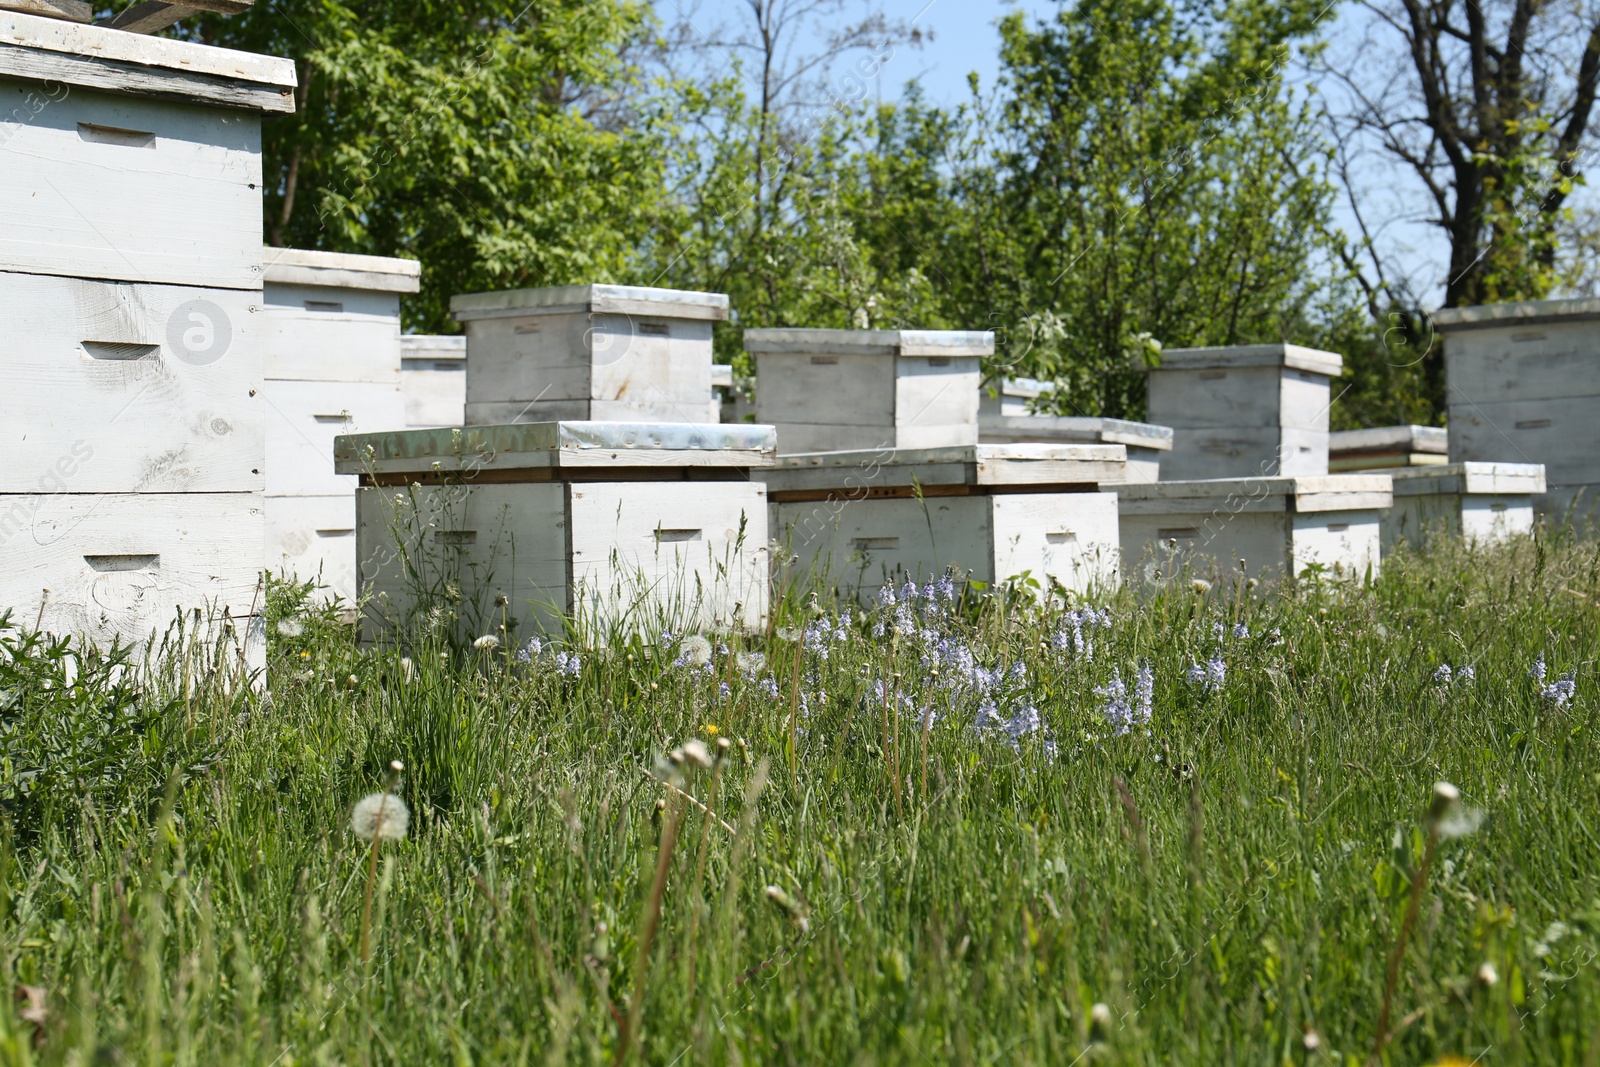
[185,0,669,330]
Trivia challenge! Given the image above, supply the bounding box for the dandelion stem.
[358,795,386,968]
[616,791,685,1066]
[638,769,736,836]
[787,630,802,780]
[1370,828,1438,1065]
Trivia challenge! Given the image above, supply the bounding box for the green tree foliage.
[194,0,668,330]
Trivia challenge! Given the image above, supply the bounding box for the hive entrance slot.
[809,355,840,365]
[851,536,899,551]
[655,528,703,543]
[434,531,478,546]
[316,528,355,538]
[1157,527,1199,541]
[639,322,670,337]
[304,300,344,313]
[1045,531,1078,544]
[85,554,159,572]
[1327,523,1350,533]
[1515,418,1552,430]
[82,341,158,361]
[77,122,154,148]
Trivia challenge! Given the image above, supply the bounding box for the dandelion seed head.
[1191,578,1212,594]
[274,617,304,638]
[473,634,500,651]
[676,635,713,668]
[351,792,410,842]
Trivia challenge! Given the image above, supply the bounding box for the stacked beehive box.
[977,378,1172,483]
[452,284,729,426]
[1380,463,1544,553]
[767,444,1126,599]
[747,329,990,453]
[1116,476,1392,585]
[1145,344,1342,480]
[1329,425,1448,471]
[400,335,466,428]
[261,248,417,602]
[0,13,295,660]
[1433,298,1600,524]
[336,422,773,642]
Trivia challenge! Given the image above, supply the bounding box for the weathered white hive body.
[400,335,466,428]
[1115,476,1392,585]
[1434,298,1600,524]
[978,413,1172,484]
[1144,344,1342,481]
[1330,425,1448,472]
[1379,463,1544,553]
[260,248,416,602]
[0,13,296,663]
[765,444,1126,600]
[335,422,773,643]
[747,329,991,454]
[452,284,729,426]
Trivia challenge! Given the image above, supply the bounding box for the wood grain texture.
[262,281,403,383]
[0,271,262,493]
[0,84,264,287]
[402,358,465,428]
[263,378,404,497]
[0,9,292,84]
[0,489,263,650]
[990,490,1120,594]
[1161,426,1328,481]
[265,492,355,602]
[261,247,419,293]
[0,0,90,24]
[1381,489,1534,554]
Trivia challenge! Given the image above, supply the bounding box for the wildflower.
[973,700,1005,731]
[736,650,766,677]
[1089,1003,1113,1043]
[1134,662,1154,727]
[1457,665,1475,683]
[681,739,713,769]
[399,657,415,683]
[1231,623,1248,639]
[758,676,780,700]
[473,634,500,651]
[1542,675,1577,707]
[1432,664,1454,685]
[705,723,719,737]
[1005,703,1042,748]
[275,617,304,638]
[775,626,801,643]
[351,793,410,842]
[1476,961,1499,987]
[1191,578,1212,594]
[1530,654,1548,685]
[718,681,731,699]
[556,651,581,677]
[675,635,713,668]
[1096,673,1133,736]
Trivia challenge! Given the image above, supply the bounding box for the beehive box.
[747,329,991,454]
[0,13,294,661]
[766,443,1126,599]
[978,414,1172,484]
[1115,475,1391,585]
[978,376,1052,417]
[1144,344,1342,480]
[401,335,466,428]
[1434,298,1600,522]
[334,422,773,642]
[1330,425,1448,472]
[1380,463,1543,553]
[260,249,414,601]
[451,285,729,426]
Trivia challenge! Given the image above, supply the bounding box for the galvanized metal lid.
[764,442,1126,492]
[979,414,1174,451]
[400,335,466,361]
[1431,297,1600,329]
[1330,424,1448,456]
[450,284,730,323]
[335,421,776,476]
[743,328,995,358]
[1387,462,1545,497]
[1115,475,1393,513]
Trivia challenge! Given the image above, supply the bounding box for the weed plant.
[0,532,1598,1064]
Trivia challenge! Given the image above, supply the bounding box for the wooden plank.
[362,466,753,487]
[0,83,264,287]
[1330,424,1448,456]
[754,351,896,429]
[1444,322,1600,404]
[402,360,465,428]
[766,422,896,456]
[0,0,90,24]
[1147,364,1285,431]
[0,9,293,85]
[0,489,263,651]
[767,482,1100,504]
[266,492,356,602]
[1162,425,1328,481]
[262,246,420,294]
[263,378,404,497]
[262,281,403,383]
[451,284,729,323]
[894,358,981,431]
[0,39,291,111]
[990,490,1119,594]
[104,0,252,36]
[0,271,262,493]
[1154,343,1342,376]
[1120,509,1294,585]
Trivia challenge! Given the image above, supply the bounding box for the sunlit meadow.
[1,529,1598,1065]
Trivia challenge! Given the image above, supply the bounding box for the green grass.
[2,531,1599,1065]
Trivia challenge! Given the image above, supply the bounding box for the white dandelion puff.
[473,634,500,651]
[676,634,713,668]
[274,617,304,638]
[351,793,410,842]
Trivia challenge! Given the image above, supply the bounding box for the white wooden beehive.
[334,422,774,643]
[1115,475,1391,585]
[765,443,1126,599]
[451,284,729,426]
[260,249,415,602]
[1329,425,1448,472]
[400,335,467,428]
[747,328,990,454]
[978,412,1172,485]
[0,14,294,657]
[1144,343,1342,480]
[1434,298,1600,523]
[1379,462,1543,553]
